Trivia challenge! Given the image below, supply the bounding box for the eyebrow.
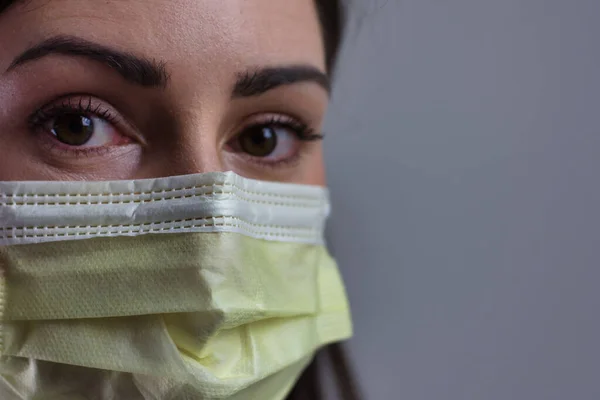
[233,66,330,98]
[6,35,329,96]
[7,35,169,88]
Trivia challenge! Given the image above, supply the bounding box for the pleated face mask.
[0,171,352,400]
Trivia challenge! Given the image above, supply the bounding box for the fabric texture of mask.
[0,171,352,400]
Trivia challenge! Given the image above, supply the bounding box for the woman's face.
[0,0,328,185]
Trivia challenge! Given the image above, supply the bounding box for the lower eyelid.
[229,136,320,170]
[36,132,115,157]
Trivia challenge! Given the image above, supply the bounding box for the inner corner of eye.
[224,135,241,151]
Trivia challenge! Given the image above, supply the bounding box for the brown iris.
[51,113,94,146]
[239,126,278,157]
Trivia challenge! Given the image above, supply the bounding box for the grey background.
[323,0,600,399]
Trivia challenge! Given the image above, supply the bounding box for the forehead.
[0,0,326,72]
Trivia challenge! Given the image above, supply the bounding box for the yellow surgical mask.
[0,171,352,400]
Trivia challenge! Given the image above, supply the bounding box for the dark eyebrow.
[233,66,330,98]
[7,35,169,88]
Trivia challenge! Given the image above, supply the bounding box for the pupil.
[52,114,94,146]
[241,126,277,157]
[252,128,271,145]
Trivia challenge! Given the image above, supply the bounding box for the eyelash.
[28,96,119,130]
[231,115,324,168]
[245,116,323,141]
[26,96,324,166]
[27,96,125,157]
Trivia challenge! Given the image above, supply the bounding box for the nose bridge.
[171,119,225,175]
[170,148,223,176]
[141,110,225,178]
[139,60,231,178]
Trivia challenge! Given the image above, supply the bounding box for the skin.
[0,0,329,185]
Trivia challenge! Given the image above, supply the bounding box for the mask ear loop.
[328,343,363,400]
[286,343,362,400]
[286,351,323,400]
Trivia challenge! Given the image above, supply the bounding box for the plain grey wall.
[323,0,600,399]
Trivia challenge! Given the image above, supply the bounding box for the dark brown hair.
[290,3,361,398]
[299,3,361,398]
[0,0,359,398]
[315,0,346,75]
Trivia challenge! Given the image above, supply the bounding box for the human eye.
[225,114,324,168]
[28,95,141,157]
